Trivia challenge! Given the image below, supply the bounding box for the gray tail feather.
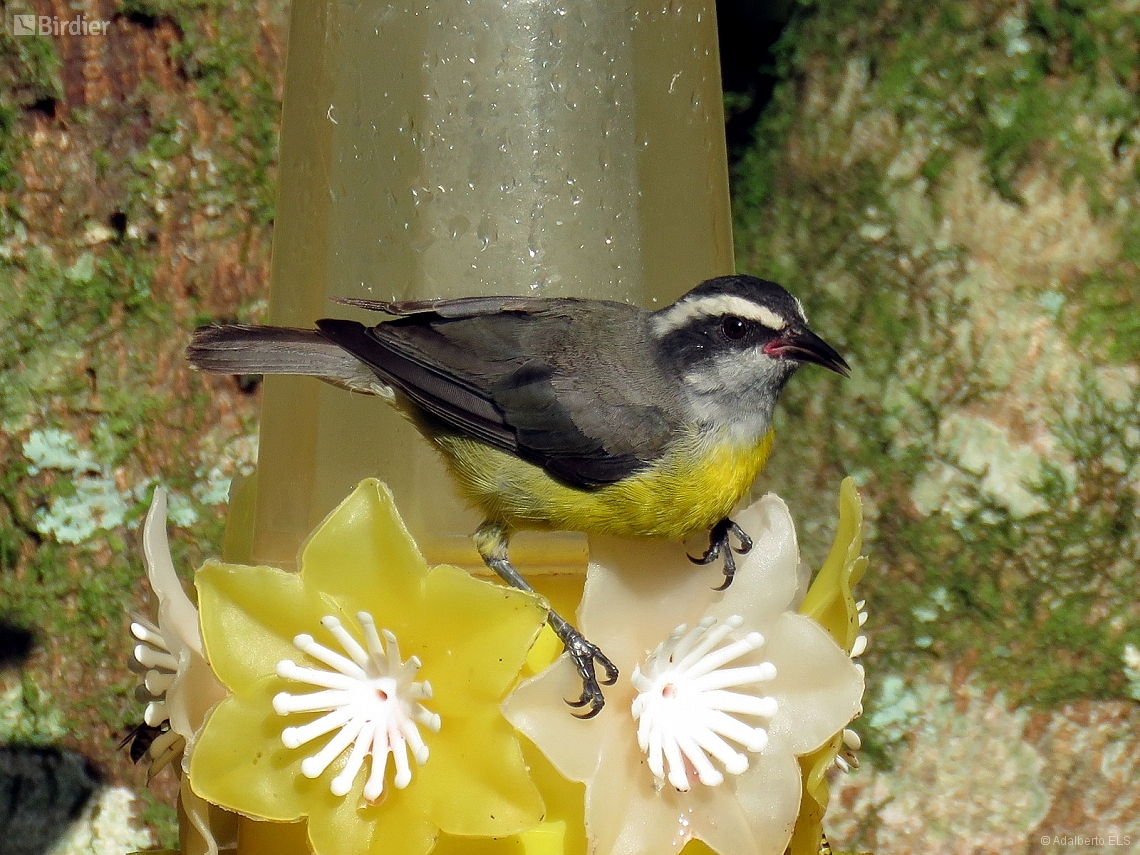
[188,324,378,391]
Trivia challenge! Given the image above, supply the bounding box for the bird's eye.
[721,316,748,340]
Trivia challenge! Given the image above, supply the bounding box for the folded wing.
[317,297,677,488]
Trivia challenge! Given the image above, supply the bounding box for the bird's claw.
[479,541,618,719]
[688,517,753,590]
[561,628,619,719]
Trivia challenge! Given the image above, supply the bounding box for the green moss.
[0,240,231,749]
[0,27,62,201]
[0,675,68,743]
[0,0,273,827]
[0,244,154,423]
[741,0,1140,205]
[153,0,282,227]
[734,0,1140,710]
[137,790,179,849]
[1069,271,1140,364]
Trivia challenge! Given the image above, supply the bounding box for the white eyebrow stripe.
[792,295,808,323]
[652,294,789,336]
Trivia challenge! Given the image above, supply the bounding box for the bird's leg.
[474,522,618,718]
[688,517,754,591]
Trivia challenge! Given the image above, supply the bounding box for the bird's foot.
[547,612,619,719]
[688,517,753,591]
[478,536,618,719]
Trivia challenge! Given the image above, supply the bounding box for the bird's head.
[651,275,849,430]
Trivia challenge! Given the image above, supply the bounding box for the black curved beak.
[767,327,850,377]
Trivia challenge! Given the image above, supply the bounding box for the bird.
[187,274,849,716]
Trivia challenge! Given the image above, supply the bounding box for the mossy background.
[0,0,280,846]
[734,2,1140,850]
[0,0,1137,852]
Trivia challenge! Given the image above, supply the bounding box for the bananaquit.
[188,274,849,715]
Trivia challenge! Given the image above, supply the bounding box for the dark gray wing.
[315,297,678,488]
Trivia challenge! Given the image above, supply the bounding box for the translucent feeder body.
[252,0,734,572]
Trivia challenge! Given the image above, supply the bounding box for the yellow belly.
[434,428,775,540]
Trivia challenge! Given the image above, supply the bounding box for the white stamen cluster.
[836,599,869,773]
[273,612,441,802]
[130,616,177,728]
[631,615,778,792]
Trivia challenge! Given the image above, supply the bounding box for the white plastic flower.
[834,598,868,774]
[127,488,231,855]
[504,494,865,855]
[128,488,226,770]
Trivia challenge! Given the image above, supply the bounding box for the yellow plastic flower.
[504,492,865,855]
[788,477,868,855]
[188,479,548,855]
